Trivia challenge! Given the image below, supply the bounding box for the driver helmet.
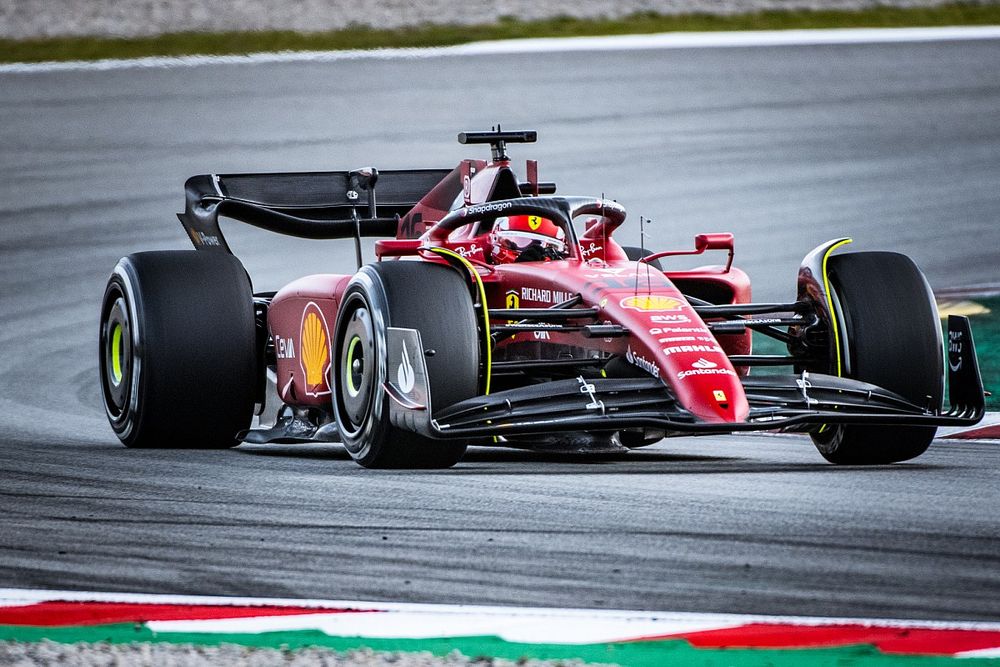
[489,215,567,264]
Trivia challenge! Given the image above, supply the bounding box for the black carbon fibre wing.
[176,168,456,252]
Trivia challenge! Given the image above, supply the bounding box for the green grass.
[752,296,1000,410]
[1,3,999,64]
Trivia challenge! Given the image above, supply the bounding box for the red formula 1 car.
[99,129,985,467]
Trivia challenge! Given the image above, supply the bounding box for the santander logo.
[677,356,735,380]
[625,345,660,378]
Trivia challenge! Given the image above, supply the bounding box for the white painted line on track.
[938,411,1000,439]
[960,647,1000,658]
[3,25,1000,74]
[144,612,735,645]
[3,588,1000,632]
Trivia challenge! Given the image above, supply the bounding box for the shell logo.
[300,302,331,397]
[619,295,683,312]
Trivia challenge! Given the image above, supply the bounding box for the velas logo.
[397,339,415,394]
[300,302,331,397]
[620,295,682,312]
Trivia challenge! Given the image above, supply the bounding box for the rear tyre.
[811,252,942,464]
[99,251,257,448]
[622,246,663,270]
[332,262,479,468]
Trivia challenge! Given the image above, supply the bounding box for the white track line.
[3,588,1000,632]
[3,26,1000,74]
[939,412,1000,439]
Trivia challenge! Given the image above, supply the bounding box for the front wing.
[384,316,985,439]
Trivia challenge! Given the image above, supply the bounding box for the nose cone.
[616,305,750,424]
[679,373,750,424]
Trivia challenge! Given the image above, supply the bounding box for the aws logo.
[300,302,331,397]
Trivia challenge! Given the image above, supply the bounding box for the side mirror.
[695,232,734,252]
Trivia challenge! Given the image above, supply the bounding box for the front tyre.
[99,251,257,448]
[811,252,943,464]
[332,262,480,468]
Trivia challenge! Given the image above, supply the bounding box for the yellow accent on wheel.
[110,323,123,386]
[345,335,362,398]
[818,239,853,435]
[427,248,492,396]
[822,238,853,377]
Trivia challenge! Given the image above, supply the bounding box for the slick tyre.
[811,252,943,464]
[332,262,479,468]
[99,251,257,448]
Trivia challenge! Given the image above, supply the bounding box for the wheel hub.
[340,306,374,426]
[102,294,132,413]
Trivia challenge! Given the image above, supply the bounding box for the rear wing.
[177,167,456,253]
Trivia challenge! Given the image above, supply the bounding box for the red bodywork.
[267,157,753,425]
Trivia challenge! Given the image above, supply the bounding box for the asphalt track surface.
[1,37,999,621]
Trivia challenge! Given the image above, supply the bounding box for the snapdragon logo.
[465,201,513,216]
[625,346,660,378]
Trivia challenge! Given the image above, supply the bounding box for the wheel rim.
[339,303,375,428]
[101,291,133,416]
[345,335,364,397]
[110,322,124,385]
